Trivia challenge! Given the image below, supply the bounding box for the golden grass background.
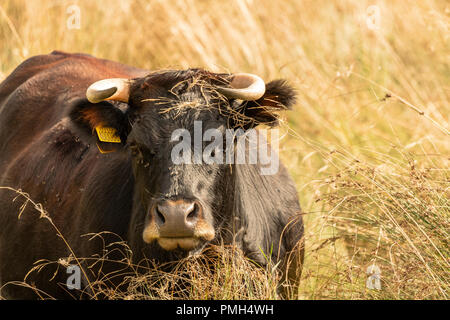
[0,0,448,299]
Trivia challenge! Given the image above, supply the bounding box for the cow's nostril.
[186,202,199,221]
[155,205,166,225]
[152,200,202,237]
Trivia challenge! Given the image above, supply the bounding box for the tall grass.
[0,0,448,299]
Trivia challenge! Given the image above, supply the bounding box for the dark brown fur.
[0,52,303,299]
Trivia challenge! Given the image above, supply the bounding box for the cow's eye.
[140,146,156,158]
[129,143,155,160]
[129,142,141,157]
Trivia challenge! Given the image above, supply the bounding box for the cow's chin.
[156,237,200,251]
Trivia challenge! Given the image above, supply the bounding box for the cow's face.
[70,69,296,252]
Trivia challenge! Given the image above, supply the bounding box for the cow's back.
[0,51,147,166]
[0,52,146,299]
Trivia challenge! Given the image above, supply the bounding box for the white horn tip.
[86,86,118,103]
[86,78,131,103]
[218,73,266,101]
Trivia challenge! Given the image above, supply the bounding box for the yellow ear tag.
[95,126,122,143]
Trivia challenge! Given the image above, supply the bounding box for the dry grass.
[0,187,281,300]
[0,0,449,299]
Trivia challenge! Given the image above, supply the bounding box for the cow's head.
[70,69,296,253]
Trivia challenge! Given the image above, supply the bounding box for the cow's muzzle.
[142,199,215,250]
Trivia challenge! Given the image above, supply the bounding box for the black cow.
[0,51,304,299]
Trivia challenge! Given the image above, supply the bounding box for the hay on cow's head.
[140,70,288,129]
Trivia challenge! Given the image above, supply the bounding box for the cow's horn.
[217,73,266,101]
[86,78,131,103]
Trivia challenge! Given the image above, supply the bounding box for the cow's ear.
[233,79,296,128]
[69,98,129,153]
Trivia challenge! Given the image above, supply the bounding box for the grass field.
[0,0,448,299]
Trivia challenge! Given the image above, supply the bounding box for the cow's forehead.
[129,69,232,145]
[130,102,226,148]
[140,68,223,92]
[140,88,227,125]
[164,109,225,133]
